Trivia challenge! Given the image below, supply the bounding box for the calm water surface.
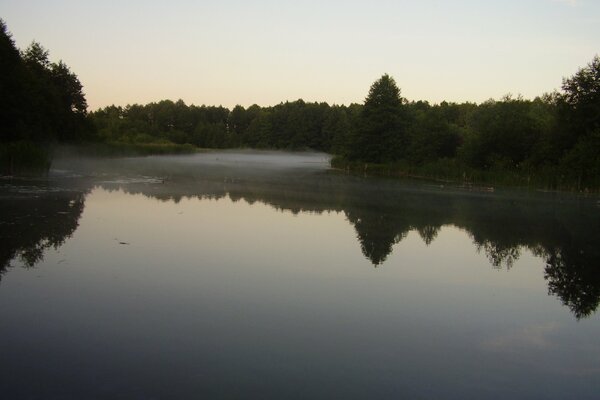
[1,151,599,399]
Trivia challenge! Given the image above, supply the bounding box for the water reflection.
[3,152,600,319]
[0,181,86,278]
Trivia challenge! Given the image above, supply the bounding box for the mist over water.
[1,151,599,399]
[51,150,331,178]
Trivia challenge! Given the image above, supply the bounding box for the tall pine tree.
[349,74,407,163]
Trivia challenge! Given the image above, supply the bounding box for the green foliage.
[17,41,92,143]
[54,142,197,158]
[90,99,346,152]
[90,100,232,148]
[0,20,29,144]
[0,19,95,174]
[406,101,464,164]
[348,74,407,162]
[4,14,597,189]
[461,96,543,169]
[87,58,600,190]
[336,61,600,190]
[561,55,600,137]
[324,105,353,155]
[0,141,51,174]
[559,129,600,190]
[85,56,600,191]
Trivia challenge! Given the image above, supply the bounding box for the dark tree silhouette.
[0,189,86,279]
[348,74,407,162]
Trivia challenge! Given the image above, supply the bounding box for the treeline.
[90,59,600,189]
[0,20,93,173]
[335,66,600,190]
[2,17,599,188]
[89,100,358,153]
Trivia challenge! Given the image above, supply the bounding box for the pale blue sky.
[1,0,598,109]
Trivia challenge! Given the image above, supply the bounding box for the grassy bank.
[331,156,599,193]
[2,141,198,177]
[0,141,51,176]
[53,142,198,158]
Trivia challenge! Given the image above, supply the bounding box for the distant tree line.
[1,18,598,188]
[334,65,600,190]
[90,59,600,189]
[89,99,358,153]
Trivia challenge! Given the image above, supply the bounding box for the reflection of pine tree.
[96,163,600,318]
[417,225,440,246]
[10,153,599,319]
[345,212,408,266]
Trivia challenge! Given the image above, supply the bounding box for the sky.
[1,0,599,110]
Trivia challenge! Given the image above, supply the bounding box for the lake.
[1,150,599,399]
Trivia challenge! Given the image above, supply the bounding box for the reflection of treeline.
[0,186,85,278]
[97,174,600,319]
[2,170,598,318]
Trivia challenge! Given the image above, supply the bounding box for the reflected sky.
[1,152,599,399]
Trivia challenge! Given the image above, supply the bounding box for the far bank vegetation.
[1,19,598,190]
